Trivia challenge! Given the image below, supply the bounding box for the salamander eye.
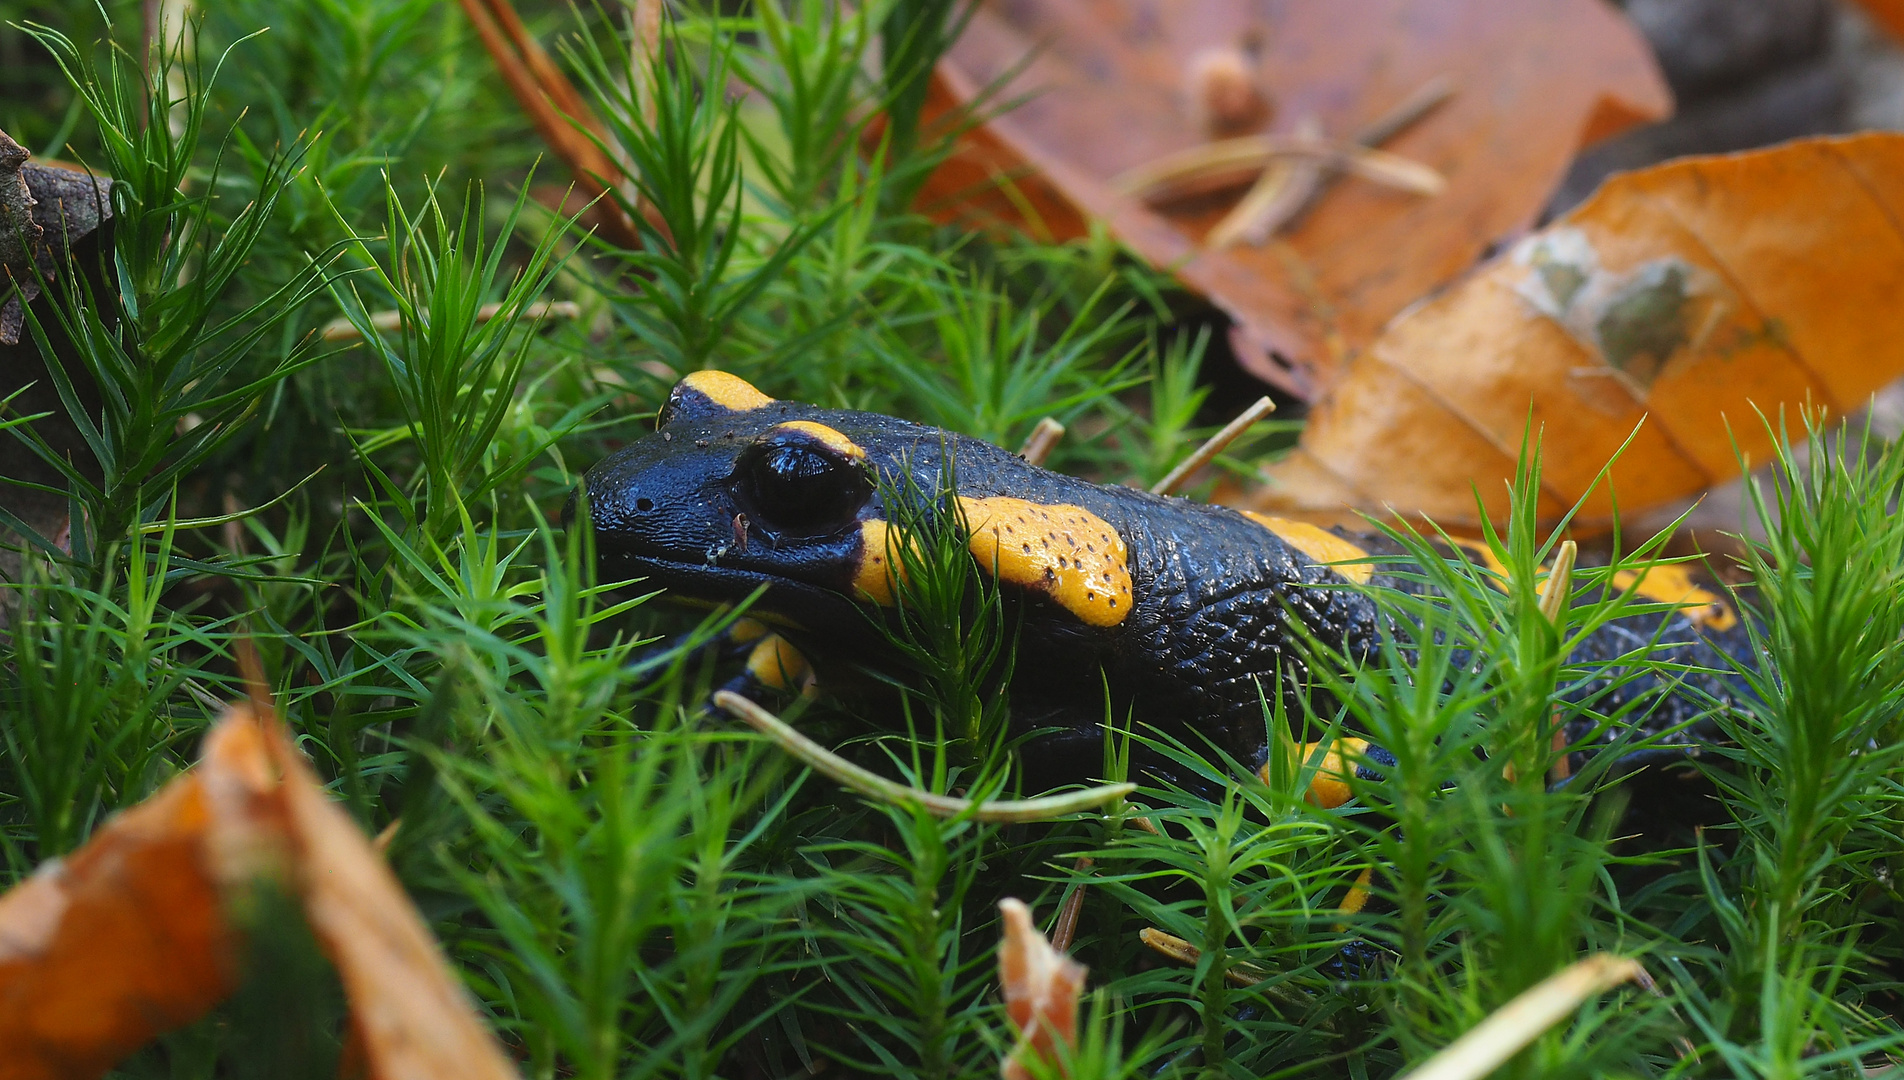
[735,439,870,538]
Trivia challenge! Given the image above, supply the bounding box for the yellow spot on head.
[958,497,1132,627]
[1242,513,1374,585]
[730,617,770,645]
[680,370,773,412]
[774,420,866,460]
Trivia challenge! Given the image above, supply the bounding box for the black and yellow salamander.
[580,371,1748,790]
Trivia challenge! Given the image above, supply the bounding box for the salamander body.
[582,371,1746,776]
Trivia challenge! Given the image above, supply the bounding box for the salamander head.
[580,371,966,632]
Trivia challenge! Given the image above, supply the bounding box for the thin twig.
[1354,74,1458,147]
[1150,396,1277,496]
[1016,417,1066,466]
[1400,955,1642,1080]
[1137,928,1269,987]
[628,0,662,130]
[1244,74,1457,239]
[714,691,1135,823]
[1207,114,1325,249]
[1113,134,1444,205]
[1050,856,1093,952]
[1630,962,1701,1063]
[320,300,581,343]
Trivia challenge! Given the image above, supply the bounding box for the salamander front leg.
[720,623,818,702]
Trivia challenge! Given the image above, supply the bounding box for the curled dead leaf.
[0,769,243,1079]
[998,898,1086,1080]
[1247,133,1904,529]
[0,704,520,1080]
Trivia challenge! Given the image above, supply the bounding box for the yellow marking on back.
[774,420,866,460]
[1337,866,1375,919]
[1242,512,1375,584]
[1611,564,1738,631]
[730,617,770,645]
[851,500,1131,626]
[958,497,1132,627]
[680,370,773,411]
[1449,537,1512,583]
[1449,538,1736,631]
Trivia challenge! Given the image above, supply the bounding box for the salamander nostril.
[635,497,655,513]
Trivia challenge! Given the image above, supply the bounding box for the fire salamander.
[582,371,1748,797]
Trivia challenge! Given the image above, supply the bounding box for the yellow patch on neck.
[774,421,866,460]
[1243,513,1375,585]
[850,499,1134,627]
[959,497,1132,626]
[681,370,773,411]
[852,519,903,606]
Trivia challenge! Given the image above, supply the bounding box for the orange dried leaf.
[998,898,1086,1080]
[0,779,234,1080]
[925,0,1670,394]
[0,711,289,1080]
[1247,133,1904,529]
[0,705,521,1080]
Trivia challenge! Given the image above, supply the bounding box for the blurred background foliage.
[0,1,1901,1078]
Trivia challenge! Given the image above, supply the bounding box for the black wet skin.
[583,381,1745,767]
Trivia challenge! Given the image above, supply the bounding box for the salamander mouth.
[599,550,868,637]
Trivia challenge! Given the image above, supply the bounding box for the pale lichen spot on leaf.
[1512,227,1730,391]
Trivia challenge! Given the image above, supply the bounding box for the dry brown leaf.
[458,0,655,251]
[922,0,1670,395]
[0,705,520,1080]
[0,709,292,1080]
[1245,133,1904,529]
